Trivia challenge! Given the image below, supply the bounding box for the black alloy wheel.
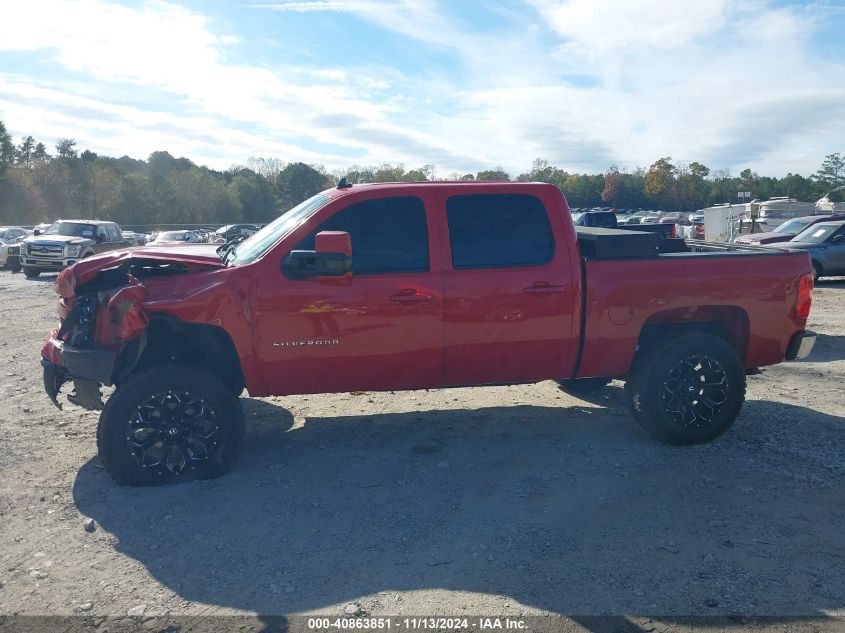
[126,390,221,475]
[660,354,729,428]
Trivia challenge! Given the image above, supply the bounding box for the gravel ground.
[0,268,843,631]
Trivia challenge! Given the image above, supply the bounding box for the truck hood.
[58,244,225,293]
[25,234,91,246]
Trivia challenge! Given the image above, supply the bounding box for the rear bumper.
[785,330,816,361]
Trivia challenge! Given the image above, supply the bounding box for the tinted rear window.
[446,194,554,269]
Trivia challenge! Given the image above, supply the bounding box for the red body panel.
[576,253,811,378]
[252,185,445,395]
[42,182,814,396]
[433,185,581,385]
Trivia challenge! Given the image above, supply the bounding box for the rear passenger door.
[440,192,580,386]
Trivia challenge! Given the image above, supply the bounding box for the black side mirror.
[33,229,42,236]
[283,251,352,279]
[283,230,353,280]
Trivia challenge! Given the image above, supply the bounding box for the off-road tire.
[624,332,745,445]
[557,377,611,393]
[23,267,40,278]
[97,366,244,486]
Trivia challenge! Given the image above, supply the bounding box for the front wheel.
[97,366,244,486]
[624,332,746,445]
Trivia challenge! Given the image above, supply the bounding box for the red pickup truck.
[41,182,816,486]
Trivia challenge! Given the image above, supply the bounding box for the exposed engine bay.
[43,255,221,411]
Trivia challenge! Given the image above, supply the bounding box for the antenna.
[337,177,352,190]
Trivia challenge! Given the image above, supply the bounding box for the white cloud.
[0,0,843,177]
[527,0,746,54]
[250,1,391,11]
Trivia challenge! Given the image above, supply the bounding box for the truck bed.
[574,241,812,378]
[576,227,794,260]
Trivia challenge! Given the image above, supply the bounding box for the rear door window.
[446,194,554,269]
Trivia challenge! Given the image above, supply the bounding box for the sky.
[1,0,844,177]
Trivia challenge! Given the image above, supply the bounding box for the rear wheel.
[23,267,40,278]
[97,366,244,486]
[624,332,745,445]
[812,261,823,282]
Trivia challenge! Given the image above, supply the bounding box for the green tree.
[0,120,15,175]
[812,153,845,189]
[80,162,125,219]
[0,168,43,224]
[276,162,330,209]
[231,168,277,222]
[55,138,78,159]
[168,169,242,225]
[644,157,674,207]
[601,165,621,206]
[476,168,510,181]
[32,142,50,163]
[16,136,36,168]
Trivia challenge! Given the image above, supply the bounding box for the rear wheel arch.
[811,261,823,281]
[635,305,750,365]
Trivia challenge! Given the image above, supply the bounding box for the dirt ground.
[0,268,843,631]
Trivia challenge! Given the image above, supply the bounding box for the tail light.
[695,224,705,239]
[671,225,677,238]
[794,272,814,319]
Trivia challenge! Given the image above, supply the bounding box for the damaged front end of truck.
[41,248,229,411]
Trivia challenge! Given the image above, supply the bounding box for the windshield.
[231,194,331,265]
[44,222,96,238]
[792,223,844,243]
[775,218,812,234]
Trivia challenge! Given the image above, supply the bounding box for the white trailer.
[701,203,747,242]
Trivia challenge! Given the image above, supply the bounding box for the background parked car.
[572,210,618,228]
[149,230,204,244]
[774,220,845,281]
[0,226,30,242]
[0,238,23,271]
[735,214,845,246]
[684,219,706,240]
[215,223,258,242]
[20,220,127,278]
[121,231,148,246]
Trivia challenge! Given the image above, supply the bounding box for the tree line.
[1,118,843,227]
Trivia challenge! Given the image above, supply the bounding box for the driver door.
[254,194,443,395]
